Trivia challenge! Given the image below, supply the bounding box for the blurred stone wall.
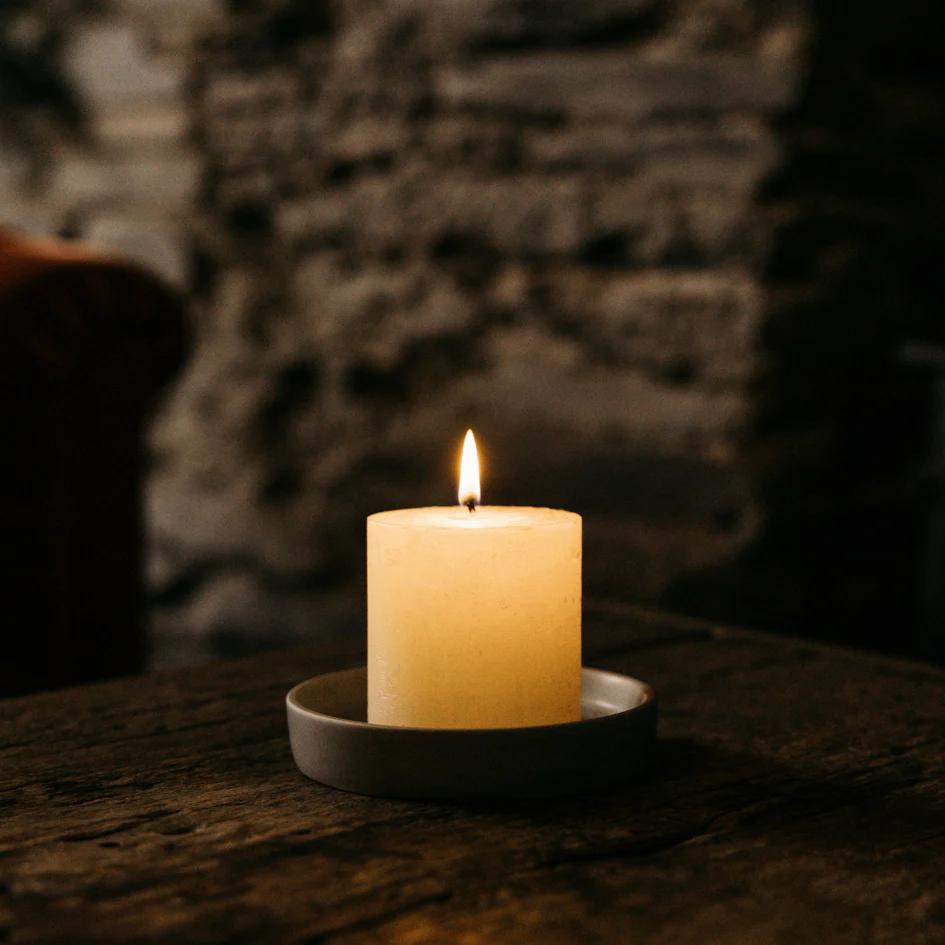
[0,0,205,283]
[2,0,939,665]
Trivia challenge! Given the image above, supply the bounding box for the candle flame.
[458,429,480,510]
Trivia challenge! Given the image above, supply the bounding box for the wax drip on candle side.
[458,429,481,512]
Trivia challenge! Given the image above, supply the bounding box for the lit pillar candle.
[368,431,581,729]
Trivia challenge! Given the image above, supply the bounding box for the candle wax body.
[368,506,581,729]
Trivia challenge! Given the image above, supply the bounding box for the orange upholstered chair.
[0,231,188,696]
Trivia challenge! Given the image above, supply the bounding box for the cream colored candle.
[368,432,581,729]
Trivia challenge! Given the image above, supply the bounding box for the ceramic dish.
[287,666,657,800]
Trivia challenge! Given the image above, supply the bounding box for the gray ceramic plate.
[287,666,657,800]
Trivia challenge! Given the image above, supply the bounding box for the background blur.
[2,0,944,670]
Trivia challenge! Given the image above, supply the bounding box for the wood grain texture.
[2,601,944,944]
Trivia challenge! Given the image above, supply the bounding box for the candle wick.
[464,498,477,513]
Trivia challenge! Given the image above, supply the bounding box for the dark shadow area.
[667,0,945,660]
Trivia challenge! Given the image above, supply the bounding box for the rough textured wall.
[676,1,945,654]
[1,0,805,665]
[155,0,808,665]
[8,1,934,666]
[0,0,204,283]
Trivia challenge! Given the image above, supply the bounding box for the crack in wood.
[57,809,179,844]
[302,889,454,944]
[538,823,715,867]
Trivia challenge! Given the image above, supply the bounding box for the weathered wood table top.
[3,601,944,944]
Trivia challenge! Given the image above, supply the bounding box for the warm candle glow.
[458,429,481,510]
[368,428,582,728]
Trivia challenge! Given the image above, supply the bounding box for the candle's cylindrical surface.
[368,506,581,729]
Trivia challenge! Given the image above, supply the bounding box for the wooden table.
[3,601,944,944]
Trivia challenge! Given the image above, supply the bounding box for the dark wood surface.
[2,600,944,944]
